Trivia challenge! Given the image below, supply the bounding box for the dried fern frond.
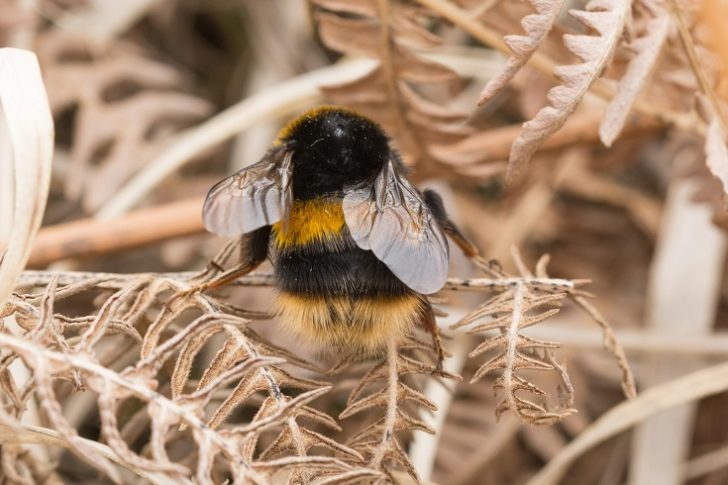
[2,273,358,483]
[599,5,671,146]
[506,0,633,184]
[336,334,457,483]
[312,0,472,172]
[452,250,635,425]
[5,253,635,482]
[477,0,567,106]
[36,33,213,212]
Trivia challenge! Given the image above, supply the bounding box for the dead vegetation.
[1,0,728,484]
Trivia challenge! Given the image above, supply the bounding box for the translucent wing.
[202,148,293,236]
[343,158,449,294]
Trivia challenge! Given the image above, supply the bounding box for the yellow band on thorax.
[272,198,345,248]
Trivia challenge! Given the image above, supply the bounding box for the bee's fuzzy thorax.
[275,105,371,142]
[276,106,391,200]
[272,198,345,249]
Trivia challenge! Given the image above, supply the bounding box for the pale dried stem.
[409,334,469,480]
[15,270,579,294]
[370,337,399,469]
[503,282,525,416]
[682,444,728,480]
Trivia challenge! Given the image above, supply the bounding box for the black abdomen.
[274,242,413,298]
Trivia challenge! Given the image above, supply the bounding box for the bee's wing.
[343,158,449,294]
[202,148,293,236]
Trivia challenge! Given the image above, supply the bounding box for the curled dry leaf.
[507,0,633,184]
[0,48,54,308]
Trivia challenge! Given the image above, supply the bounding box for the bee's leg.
[421,302,446,373]
[172,226,271,302]
[422,189,480,258]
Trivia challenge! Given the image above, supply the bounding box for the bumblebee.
[199,107,477,360]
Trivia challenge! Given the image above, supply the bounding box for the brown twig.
[26,197,205,267]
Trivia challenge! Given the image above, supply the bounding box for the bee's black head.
[279,107,390,199]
